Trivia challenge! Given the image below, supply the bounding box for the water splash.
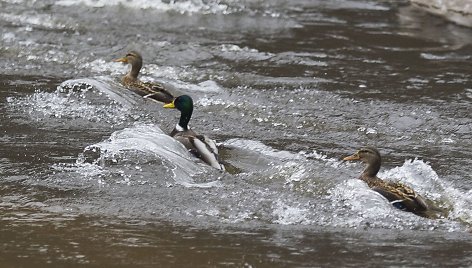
[6,78,135,125]
[218,44,274,61]
[0,13,76,31]
[225,139,303,161]
[327,158,470,230]
[273,199,309,225]
[382,159,472,225]
[79,123,221,188]
[56,0,233,14]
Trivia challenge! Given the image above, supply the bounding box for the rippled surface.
[1,0,472,266]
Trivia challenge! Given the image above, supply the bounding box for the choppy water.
[1,0,472,266]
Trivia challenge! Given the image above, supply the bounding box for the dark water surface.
[1,0,472,267]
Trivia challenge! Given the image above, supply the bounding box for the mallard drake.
[114,51,174,104]
[163,95,225,171]
[343,147,432,217]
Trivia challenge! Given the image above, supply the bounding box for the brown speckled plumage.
[343,147,434,217]
[115,51,174,104]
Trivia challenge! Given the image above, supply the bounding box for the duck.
[343,147,434,217]
[163,95,225,171]
[114,51,174,104]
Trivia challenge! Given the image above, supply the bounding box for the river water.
[1,0,471,267]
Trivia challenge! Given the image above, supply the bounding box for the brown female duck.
[114,51,174,104]
[343,147,434,217]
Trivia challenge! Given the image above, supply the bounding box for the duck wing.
[173,131,224,171]
[190,135,224,171]
[141,82,175,104]
[373,182,429,213]
[123,79,174,104]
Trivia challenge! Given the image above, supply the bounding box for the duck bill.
[343,154,360,161]
[163,101,175,108]
[114,57,128,63]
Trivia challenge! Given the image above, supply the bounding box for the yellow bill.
[343,153,360,161]
[163,101,175,108]
[114,57,128,63]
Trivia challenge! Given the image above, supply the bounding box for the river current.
[1,0,471,266]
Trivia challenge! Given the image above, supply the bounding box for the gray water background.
[1,0,471,267]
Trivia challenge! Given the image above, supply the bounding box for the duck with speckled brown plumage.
[343,147,442,218]
[114,51,174,104]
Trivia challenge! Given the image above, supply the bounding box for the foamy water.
[1,0,472,266]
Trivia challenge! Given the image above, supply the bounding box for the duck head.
[114,51,143,79]
[343,147,381,177]
[163,95,194,131]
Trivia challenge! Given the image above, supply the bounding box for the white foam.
[301,150,343,168]
[218,44,274,61]
[273,200,309,225]
[196,97,237,107]
[224,138,303,161]
[327,179,454,230]
[87,123,221,188]
[331,179,393,214]
[0,13,74,30]
[272,51,329,67]
[80,59,127,76]
[382,159,472,224]
[420,53,448,60]
[167,79,223,93]
[142,65,193,80]
[2,32,16,42]
[381,159,445,200]
[328,0,390,11]
[56,0,231,14]
[321,158,471,230]
[6,83,130,124]
[6,77,154,124]
[357,126,378,135]
[198,80,223,92]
